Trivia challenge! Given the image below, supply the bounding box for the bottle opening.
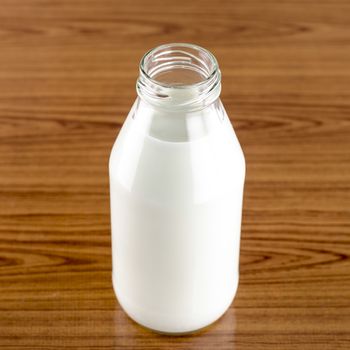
[141,43,217,86]
[137,43,221,110]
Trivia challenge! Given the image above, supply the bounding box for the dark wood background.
[0,0,349,348]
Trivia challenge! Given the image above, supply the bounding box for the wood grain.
[0,0,349,348]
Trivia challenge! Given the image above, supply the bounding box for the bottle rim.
[136,43,221,111]
[139,43,219,88]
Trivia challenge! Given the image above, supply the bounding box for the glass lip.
[139,43,220,89]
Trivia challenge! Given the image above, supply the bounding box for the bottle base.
[112,272,238,335]
[127,316,220,336]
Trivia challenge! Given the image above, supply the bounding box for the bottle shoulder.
[109,112,245,205]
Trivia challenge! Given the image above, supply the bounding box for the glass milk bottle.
[109,43,245,334]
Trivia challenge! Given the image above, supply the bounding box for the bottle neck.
[136,43,221,112]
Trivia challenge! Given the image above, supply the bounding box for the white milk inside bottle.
[109,43,245,334]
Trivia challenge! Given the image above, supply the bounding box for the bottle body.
[109,96,245,333]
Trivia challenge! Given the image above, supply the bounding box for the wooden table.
[1,0,349,348]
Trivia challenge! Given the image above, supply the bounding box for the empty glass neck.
[136,43,221,111]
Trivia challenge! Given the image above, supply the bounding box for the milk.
[109,97,245,333]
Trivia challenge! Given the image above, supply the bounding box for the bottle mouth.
[137,43,221,110]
